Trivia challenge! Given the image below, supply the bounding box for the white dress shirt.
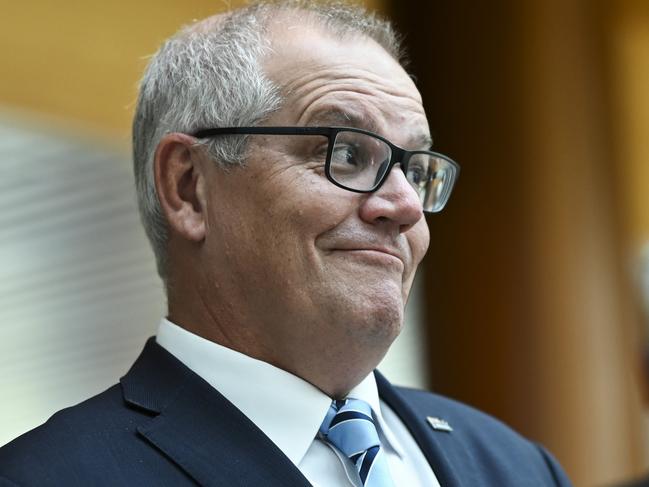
[156,318,439,487]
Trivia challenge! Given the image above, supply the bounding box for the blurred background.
[0,0,647,486]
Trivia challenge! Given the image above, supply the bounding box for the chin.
[345,294,404,345]
[316,276,405,341]
[369,306,404,342]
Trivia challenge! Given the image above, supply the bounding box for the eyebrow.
[306,109,434,150]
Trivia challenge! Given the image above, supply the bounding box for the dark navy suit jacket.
[0,338,572,486]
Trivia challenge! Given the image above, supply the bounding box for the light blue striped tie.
[319,398,395,486]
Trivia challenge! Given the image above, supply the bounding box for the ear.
[154,133,207,242]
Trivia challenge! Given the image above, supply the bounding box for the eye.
[409,166,424,183]
[407,159,430,187]
[331,144,363,171]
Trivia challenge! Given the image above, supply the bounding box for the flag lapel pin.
[427,416,453,432]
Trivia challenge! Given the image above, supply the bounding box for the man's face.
[199,23,430,374]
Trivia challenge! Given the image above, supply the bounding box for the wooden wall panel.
[610,1,649,248]
[389,0,647,485]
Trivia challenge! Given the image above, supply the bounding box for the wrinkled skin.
[160,17,431,398]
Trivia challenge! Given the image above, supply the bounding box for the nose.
[359,166,424,232]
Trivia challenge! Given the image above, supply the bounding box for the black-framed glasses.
[192,126,460,213]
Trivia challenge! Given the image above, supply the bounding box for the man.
[0,2,571,486]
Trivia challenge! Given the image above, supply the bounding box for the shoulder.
[395,384,526,439]
[388,385,572,486]
[0,384,157,486]
[1,383,124,449]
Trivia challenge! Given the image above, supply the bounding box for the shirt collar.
[156,318,403,465]
[347,372,405,458]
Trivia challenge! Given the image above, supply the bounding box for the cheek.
[409,219,430,264]
[278,174,357,234]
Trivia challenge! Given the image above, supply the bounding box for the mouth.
[330,248,405,268]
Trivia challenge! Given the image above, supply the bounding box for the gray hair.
[132,1,405,281]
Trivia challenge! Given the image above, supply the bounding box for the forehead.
[263,19,429,142]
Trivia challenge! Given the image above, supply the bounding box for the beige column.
[0,0,386,134]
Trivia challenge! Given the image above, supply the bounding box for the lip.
[331,247,405,267]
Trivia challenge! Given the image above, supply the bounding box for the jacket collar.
[120,338,311,487]
[375,370,471,487]
[121,338,475,487]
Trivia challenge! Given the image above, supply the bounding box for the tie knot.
[319,398,393,486]
[319,398,377,439]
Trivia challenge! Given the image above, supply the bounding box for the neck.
[165,264,393,399]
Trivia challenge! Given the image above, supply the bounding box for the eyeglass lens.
[329,131,392,191]
[329,130,455,212]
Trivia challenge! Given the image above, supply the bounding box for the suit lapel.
[120,338,311,487]
[376,370,477,487]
